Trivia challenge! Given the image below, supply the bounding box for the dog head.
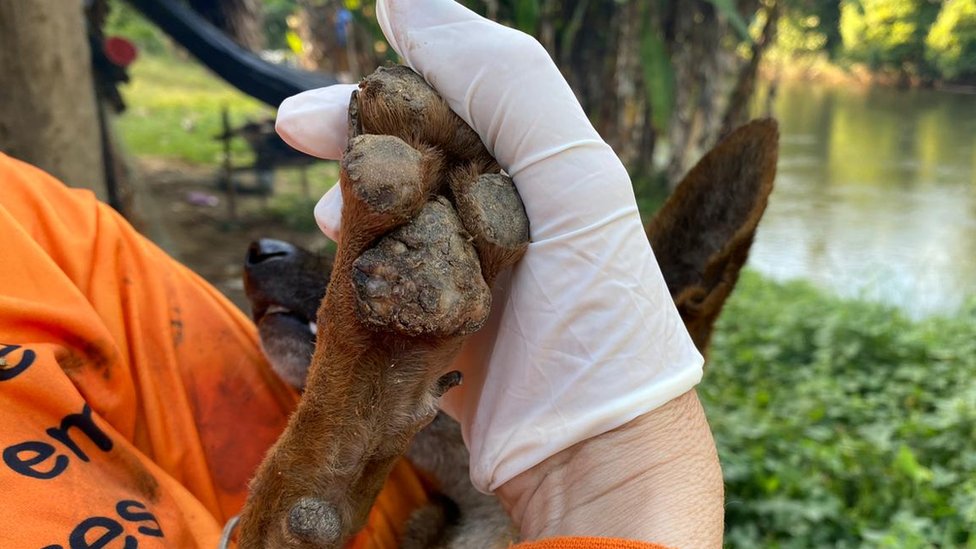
[243,238,331,389]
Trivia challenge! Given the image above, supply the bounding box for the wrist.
[496,390,724,549]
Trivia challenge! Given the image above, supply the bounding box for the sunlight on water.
[749,83,976,318]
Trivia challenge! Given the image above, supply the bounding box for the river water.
[746,82,976,318]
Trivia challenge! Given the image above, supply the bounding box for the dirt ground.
[132,158,332,312]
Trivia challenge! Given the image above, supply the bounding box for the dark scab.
[287,497,342,545]
[352,199,490,337]
[56,349,85,372]
[55,338,116,381]
[465,174,530,248]
[348,89,362,140]
[114,448,161,504]
[342,135,424,215]
[131,464,161,504]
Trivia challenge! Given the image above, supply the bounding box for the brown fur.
[648,118,779,352]
[355,66,499,173]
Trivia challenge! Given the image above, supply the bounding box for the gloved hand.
[275,0,704,494]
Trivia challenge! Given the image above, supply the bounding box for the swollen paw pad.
[352,198,491,337]
[342,134,436,220]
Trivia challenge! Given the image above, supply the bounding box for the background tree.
[291,0,386,80]
[256,0,773,187]
[838,0,941,77]
[188,0,266,49]
[115,0,780,189]
[926,0,976,81]
[0,0,108,199]
[454,0,773,188]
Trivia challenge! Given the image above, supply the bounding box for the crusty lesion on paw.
[352,197,491,338]
[338,134,444,250]
[449,167,530,285]
[286,498,342,547]
[238,64,529,549]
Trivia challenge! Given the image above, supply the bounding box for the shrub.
[926,0,976,81]
[702,273,976,547]
[839,0,939,71]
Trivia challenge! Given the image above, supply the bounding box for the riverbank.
[748,77,976,319]
[762,53,976,93]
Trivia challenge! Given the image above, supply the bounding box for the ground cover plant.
[703,272,976,548]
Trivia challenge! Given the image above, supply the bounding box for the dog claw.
[435,371,463,397]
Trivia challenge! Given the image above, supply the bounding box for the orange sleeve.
[0,153,427,548]
[516,538,673,549]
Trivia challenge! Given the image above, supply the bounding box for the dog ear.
[647,118,779,353]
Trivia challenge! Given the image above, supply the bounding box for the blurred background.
[1,0,975,546]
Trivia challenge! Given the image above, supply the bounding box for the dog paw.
[352,197,491,337]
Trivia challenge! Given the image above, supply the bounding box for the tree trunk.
[720,0,780,139]
[0,0,107,199]
[547,0,656,179]
[665,1,725,188]
[607,0,653,176]
[296,0,383,82]
[664,0,766,188]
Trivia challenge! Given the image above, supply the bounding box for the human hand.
[275,0,703,501]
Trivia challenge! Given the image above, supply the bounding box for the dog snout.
[246,239,298,267]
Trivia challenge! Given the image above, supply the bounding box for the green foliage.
[839,0,932,69]
[285,29,305,56]
[703,272,976,547]
[775,9,831,55]
[106,2,170,55]
[801,0,845,56]
[926,0,976,80]
[267,194,325,231]
[774,0,976,82]
[262,0,301,50]
[513,0,541,34]
[639,4,674,132]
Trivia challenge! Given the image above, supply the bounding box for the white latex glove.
[275,0,704,493]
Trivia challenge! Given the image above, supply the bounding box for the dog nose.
[246,239,297,266]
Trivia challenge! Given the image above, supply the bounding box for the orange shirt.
[0,153,666,549]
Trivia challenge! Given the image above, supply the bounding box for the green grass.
[116,54,272,164]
